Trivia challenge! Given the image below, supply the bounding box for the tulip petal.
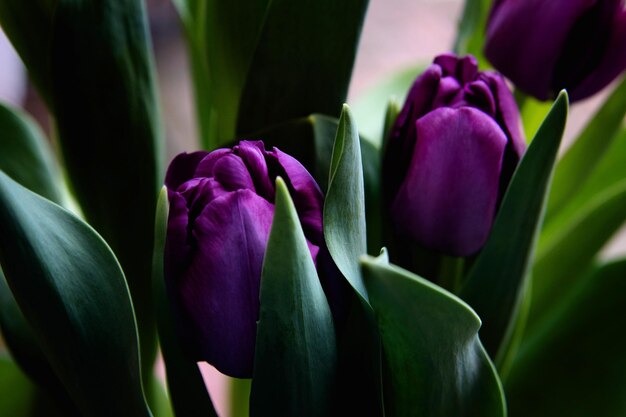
[235,141,275,201]
[178,178,228,222]
[385,64,442,199]
[212,153,256,192]
[570,8,626,101]
[270,147,325,245]
[480,72,526,196]
[466,79,497,116]
[483,72,526,160]
[165,190,192,275]
[435,54,479,84]
[485,0,595,100]
[391,107,507,256]
[178,190,274,377]
[165,151,209,189]
[193,148,232,178]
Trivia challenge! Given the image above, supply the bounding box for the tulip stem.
[514,89,528,111]
[438,256,465,294]
[229,377,251,417]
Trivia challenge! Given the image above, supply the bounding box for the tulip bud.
[383,53,525,257]
[164,140,325,378]
[485,0,626,102]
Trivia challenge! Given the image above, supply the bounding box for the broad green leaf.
[250,178,336,417]
[361,256,506,417]
[0,269,75,412]
[544,128,626,230]
[453,0,493,65]
[49,0,162,372]
[545,75,626,220]
[351,65,422,146]
[182,0,368,149]
[529,130,626,327]
[324,105,368,301]
[0,102,63,204]
[0,172,151,417]
[530,178,626,325]
[506,259,626,417]
[152,188,217,417]
[537,126,626,239]
[460,91,568,361]
[0,0,56,105]
[199,0,271,148]
[236,0,369,137]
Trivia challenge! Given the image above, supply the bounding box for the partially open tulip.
[485,0,626,101]
[164,141,325,378]
[384,53,525,257]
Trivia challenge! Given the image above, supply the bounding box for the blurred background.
[0,0,611,158]
[0,0,467,158]
[0,0,623,414]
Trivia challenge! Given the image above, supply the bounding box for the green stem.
[514,89,528,111]
[229,377,251,417]
[438,256,465,294]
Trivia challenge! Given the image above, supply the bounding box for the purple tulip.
[384,53,525,257]
[485,0,626,102]
[164,140,324,378]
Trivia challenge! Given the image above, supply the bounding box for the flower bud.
[164,141,324,378]
[485,0,626,101]
[384,54,525,257]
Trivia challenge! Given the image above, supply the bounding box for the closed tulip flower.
[384,53,525,257]
[164,140,325,378]
[485,0,626,102]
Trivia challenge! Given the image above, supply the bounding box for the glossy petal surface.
[391,107,507,256]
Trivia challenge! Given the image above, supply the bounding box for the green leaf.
[0,269,75,413]
[552,128,626,222]
[152,187,217,417]
[49,0,163,373]
[0,0,56,105]
[0,102,63,204]
[453,0,493,65]
[236,0,369,136]
[198,0,271,148]
[0,354,74,417]
[530,178,626,325]
[545,75,626,220]
[0,172,151,417]
[351,65,422,146]
[361,255,506,417]
[181,0,368,149]
[529,128,626,326]
[0,354,37,417]
[324,105,369,301]
[250,178,337,417]
[459,91,568,361]
[506,259,626,417]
